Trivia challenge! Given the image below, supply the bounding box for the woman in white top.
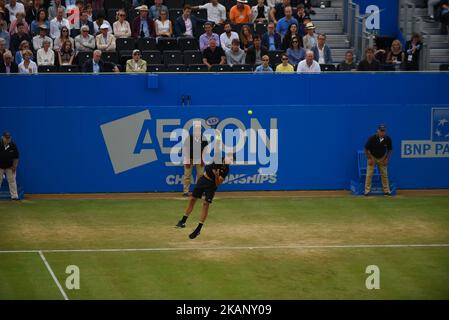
[154,9,172,38]
[37,39,55,66]
[113,9,131,38]
[18,49,38,74]
[54,26,74,51]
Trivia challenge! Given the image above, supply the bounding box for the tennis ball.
[248,110,253,115]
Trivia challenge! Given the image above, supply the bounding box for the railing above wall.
[344,0,374,61]
[398,0,431,70]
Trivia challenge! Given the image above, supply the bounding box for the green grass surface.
[0,195,449,299]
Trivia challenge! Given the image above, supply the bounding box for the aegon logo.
[365,5,380,31]
[401,108,449,158]
[100,110,278,174]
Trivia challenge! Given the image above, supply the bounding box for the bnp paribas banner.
[351,0,399,36]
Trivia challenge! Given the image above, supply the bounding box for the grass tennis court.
[1,192,449,299]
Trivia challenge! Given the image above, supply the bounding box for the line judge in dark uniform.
[0,132,20,200]
[364,124,393,196]
[182,122,209,197]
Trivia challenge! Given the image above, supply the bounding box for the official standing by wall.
[364,124,393,196]
[0,132,20,200]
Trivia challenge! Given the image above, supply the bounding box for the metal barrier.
[344,1,372,61]
[398,0,432,70]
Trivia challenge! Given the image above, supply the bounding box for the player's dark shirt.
[0,140,19,169]
[365,134,392,158]
[205,161,230,181]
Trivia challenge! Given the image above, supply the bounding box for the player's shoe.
[384,192,392,196]
[189,230,200,239]
[176,221,186,228]
[182,192,189,197]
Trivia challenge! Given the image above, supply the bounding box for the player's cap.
[38,24,48,29]
[237,0,248,3]
[100,23,109,29]
[378,124,386,131]
[2,131,11,138]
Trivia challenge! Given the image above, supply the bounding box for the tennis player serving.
[176,154,233,239]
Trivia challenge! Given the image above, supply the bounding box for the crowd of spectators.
[0,0,426,74]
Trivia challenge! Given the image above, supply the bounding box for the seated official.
[126,49,147,73]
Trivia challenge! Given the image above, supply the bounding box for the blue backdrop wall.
[0,73,448,193]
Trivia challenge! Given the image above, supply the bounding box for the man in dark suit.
[131,5,155,38]
[0,51,18,73]
[174,4,202,37]
[261,22,282,51]
[82,49,119,73]
[245,35,268,66]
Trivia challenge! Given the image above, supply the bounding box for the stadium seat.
[188,64,208,72]
[165,0,185,9]
[268,50,283,66]
[213,23,224,35]
[127,8,139,22]
[104,0,125,10]
[183,50,202,65]
[116,38,135,52]
[210,64,233,72]
[255,23,268,35]
[232,64,253,72]
[76,51,93,66]
[169,8,183,21]
[439,64,449,71]
[58,65,80,73]
[166,64,188,72]
[192,8,207,21]
[224,0,234,11]
[147,64,166,72]
[233,23,244,35]
[188,0,205,6]
[157,37,179,51]
[320,64,336,72]
[107,8,119,22]
[142,50,163,65]
[38,65,58,73]
[119,52,132,66]
[137,38,157,51]
[163,50,183,65]
[102,51,119,64]
[178,37,199,51]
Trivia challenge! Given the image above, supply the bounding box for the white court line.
[0,243,448,254]
[38,250,69,300]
